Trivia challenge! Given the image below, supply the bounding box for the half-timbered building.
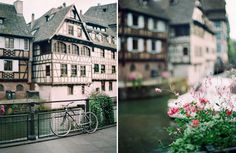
[82,13,117,98]
[167,0,217,85]
[30,3,117,105]
[118,0,169,82]
[0,0,32,99]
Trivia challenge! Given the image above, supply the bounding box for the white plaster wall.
[0,59,19,72]
[91,81,117,97]
[0,36,28,50]
[58,22,87,40]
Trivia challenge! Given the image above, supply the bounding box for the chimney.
[63,2,66,7]
[31,13,35,29]
[14,0,23,15]
[97,3,101,6]
[80,10,82,15]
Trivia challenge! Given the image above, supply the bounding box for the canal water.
[119,95,175,153]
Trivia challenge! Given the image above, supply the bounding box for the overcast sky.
[226,0,236,40]
[0,0,235,39]
[0,0,117,22]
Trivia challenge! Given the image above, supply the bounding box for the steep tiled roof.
[119,0,169,20]
[30,5,73,42]
[167,0,195,25]
[201,0,227,21]
[82,15,116,49]
[84,3,117,26]
[201,0,226,11]
[81,15,108,28]
[0,2,32,38]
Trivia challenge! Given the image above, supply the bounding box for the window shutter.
[13,60,19,72]
[127,13,133,26]
[148,18,154,30]
[147,39,151,52]
[127,37,133,51]
[156,40,162,53]
[138,16,144,28]
[0,60,3,71]
[138,39,144,52]
[157,21,166,32]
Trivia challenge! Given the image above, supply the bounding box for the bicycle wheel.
[83,112,98,133]
[50,112,71,137]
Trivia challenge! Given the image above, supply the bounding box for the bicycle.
[50,101,98,137]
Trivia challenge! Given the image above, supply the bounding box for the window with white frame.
[5,37,14,49]
[127,37,144,52]
[71,65,77,77]
[72,44,79,54]
[80,66,86,77]
[68,25,74,35]
[60,64,67,77]
[101,65,105,73]
[147,39,162,53]
[109,82,113,91]
[4,60,13,71]
[112,65,116,74]
[24,39,29,50]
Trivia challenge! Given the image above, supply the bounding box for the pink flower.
[128,72,137,81]
[192,119,200,127]
[167,107,179,116]
[199,98,208,104]
[226,110,233,116]
[155,88,162,94]
[0,105,5,114]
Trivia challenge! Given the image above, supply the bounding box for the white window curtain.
[156,40,162,53]
[127,13,133,27]
[138,16,144,28]
[127,37,133,51]
[13,60,19,72]
[157,21,166,32]
[148,18,154,30]
[147,39,152,51]
[138,39,144,51]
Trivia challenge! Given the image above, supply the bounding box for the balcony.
[119,51,166,62]
[119,27,168,39]
[0,48,29,60]
[0,72,28,82]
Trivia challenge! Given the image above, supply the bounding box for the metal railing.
[0,97,117,145]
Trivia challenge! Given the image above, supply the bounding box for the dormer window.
[45,15,49,22]
[103,8,107,12]
[45,13,55,22]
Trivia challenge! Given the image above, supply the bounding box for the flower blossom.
[155,88,162,94]
[0,105,5,114]
[167,107,179,116]
[192,119,200,127]
[226,109,233,116]
[199,98,208,104]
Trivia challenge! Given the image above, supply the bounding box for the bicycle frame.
[62,107,90,129]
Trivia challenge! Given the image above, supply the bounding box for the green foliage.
[89,92,114,127]
[167,102,236,153]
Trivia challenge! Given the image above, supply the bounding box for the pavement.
[0,126,117,153]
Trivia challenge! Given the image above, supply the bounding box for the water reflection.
[119,96,174,153]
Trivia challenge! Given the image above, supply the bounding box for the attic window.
[103,8,107,12]
[45,13,55,22]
